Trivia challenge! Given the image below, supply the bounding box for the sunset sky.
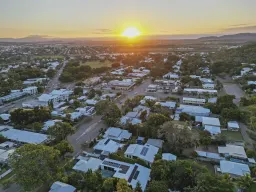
[0,0,256,38]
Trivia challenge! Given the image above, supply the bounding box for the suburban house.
[146,84,158,92]
[0,148,15,164]
[146,139,163,148]
[23,78,48,85]
[42,119,62,131]
[202,117,221,135]
[217,160,250,177]
[218,144,247,160]
[182,97,206,105]
[195,150,224,163]
[227,121,240,131]
[202,83,215,89]
[125,144,159,166]
[103,127,132,142]
[163,72,179,80]
[73,157,102,173]
[93,138,124,157]
[49,181,76,192]
[100,158,151,191]
[0,114,11,124]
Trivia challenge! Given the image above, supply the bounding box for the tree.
[134,182,143,192]
[236,174,254,191]
[246,149,256,158]
[48,122,75,142]
[139,110,147,122]
[102,178,117,192]
[147,114,169,127]
[9,144,60,191]
[179,112,192,121]
[97,101,121,126]
[146,181,168,192]
[95,100,110,115]
[185,173,234,192]
[74,87,83,95]
[46,69,56,78]
[160,121,196,154]
[87,89,96,99]
[73,100,81,108]
[54,140,74,156]
[199,131,212,148]
[116,179,133,192]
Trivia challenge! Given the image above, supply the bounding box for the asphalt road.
[45,60,68,93]
[67,115,107,155]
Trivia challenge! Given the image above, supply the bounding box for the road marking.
[75,120,102,141]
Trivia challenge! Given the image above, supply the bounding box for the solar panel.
[128,165,138,183]
[133,171,140,180]
[140,147,149,156]
[104,139,110,145]
[119,165,130,174]
[102,160,120,168]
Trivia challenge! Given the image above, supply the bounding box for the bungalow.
[227,121,240,131]
[93,138,124,156]
[42,120,62,131]
[75,106,95,116]
[195,150,224,162]
[218,144,247,160]
[73,157,102,173]
[100,158,151,191]
[49,181,76,192]
[202,117,221,135]
[125,144,159,166]
[103,127,132,142]
[85,99,98,106]
[100,94,116,100]
[182,97,206,105]
[217,160,250,177]
[0,148,15,164]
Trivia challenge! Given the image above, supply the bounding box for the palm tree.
[236,174,254,191]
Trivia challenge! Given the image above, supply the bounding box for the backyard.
[221,130,243,141]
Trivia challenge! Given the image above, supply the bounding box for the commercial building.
[100,158,151,191]
[0,127,48,144]
[38,89,73,103]
[182,97,206,105]
[176,104,210,117]
[0,91,27,103]
[108,79,135,90]
[22,86,38,95]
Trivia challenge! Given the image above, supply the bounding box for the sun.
[122,27,141,38]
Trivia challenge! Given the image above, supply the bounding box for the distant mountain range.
[0,33,256,43]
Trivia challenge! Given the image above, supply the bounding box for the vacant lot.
[221,130,243,141]
[81,60,112,68]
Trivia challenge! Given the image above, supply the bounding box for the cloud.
[229,23,251,27]
[92,28,114,34]
[222,25,256,33]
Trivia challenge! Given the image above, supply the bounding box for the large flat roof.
[0,128,48,144]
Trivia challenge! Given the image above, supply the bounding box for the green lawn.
[81,60,112,68]
[248,183,256,192]
[221,130,243,141]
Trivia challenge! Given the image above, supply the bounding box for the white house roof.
[219,160,250,176]
[183,97,206,103]
[23,86,37,91]
[93,138,123,154]
[144,96,157,101]
[162,153,177,161]
[202,117,220,127]
[85,99,98,105]
[50,181,76,192]
[218,144,247,159]
[125,144,159,164]
[195,150,224,160]
[146,139,163,148]
[228,121,239,129]
[50,89,73,96]
[73,158,102,173]
[0,128,48,144]
[184,88,217,94]
[0,114,10,121]
[120,116,142,125]
[204,125,221,135]
[176,105,210,115]
[38,94,57,102]
[0,148,15,163]
[156,101,176,109]
[103,127,132,141]
[42,120,62,131]
[101,158,151,191]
